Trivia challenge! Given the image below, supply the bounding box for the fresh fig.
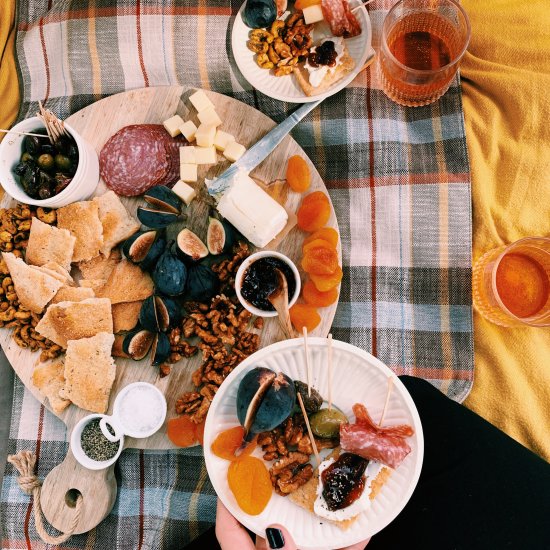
[242,0,277,29]
[144,186,183,214]
[122,328,156,360]
[176,228,209,262]
[185,263,220,301]
[294,381,323,414]
[152,245,188,296]
[139,295,182,332]
[236,367,296,435]
[206,217,236,255]
[150,332,170,366]
[122,230,166,268]
[137,206,179,229]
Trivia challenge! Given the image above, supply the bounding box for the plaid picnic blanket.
[2,0,472,547]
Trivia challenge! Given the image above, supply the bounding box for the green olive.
[54,154,72,172]
[309,408,348,439]
[37,153,55,171]
[20,152,33,163]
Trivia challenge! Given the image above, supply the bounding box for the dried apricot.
[289,303,321,332]
[303,238,336,255]
[167,415,197,448]
[295,0,321,9]
[302,279,338,307]
[195,420,206,446]
[211,426,257,461]
[303,227,339,248]
[297,199,331,232]
[302,246,339,275]
[301,190,329,206]
[286,155,311,193]
[310,266,343,291]
[227,456,272,515]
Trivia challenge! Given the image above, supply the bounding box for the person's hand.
[215,498,370,550]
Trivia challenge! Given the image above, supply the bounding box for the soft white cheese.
[304,37,345,88]
[217,170,288,248]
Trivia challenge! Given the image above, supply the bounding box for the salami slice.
[321,0,362,38]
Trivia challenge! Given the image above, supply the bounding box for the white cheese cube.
[197,107,222,128]
[172,180,197,205]
[163,114,185,137]
[195,124,216,147]
[189,90,215,112]
[180,163,198,182]
[223,141,246,162]
[179,120,198,142]
[213,130,235,152]
[194,146,218,165]
[303,4,324,24]
[180,146,196,164]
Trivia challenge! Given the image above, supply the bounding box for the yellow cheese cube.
[180,163,198,182]
[195,124,216,147]
[213,130,235,152]
[303,4,324,24]
[189,90,215,112]
[223,141,246,162]
[180,146,196,164]
[195,146,218,165]
[172,180,197,205]
[163,114,185,137]
[179,120,198,142]
[197,107,222,128]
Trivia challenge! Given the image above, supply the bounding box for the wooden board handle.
[40,449,118,535]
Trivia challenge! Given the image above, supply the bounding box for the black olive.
[21,165,41,198]
[38,186,53,199]
[38,154,55,171]
[24,135,44,156]
[14,162,28,176]
[67,143,79,162]
[41,143,56,155]
[20,152,33,163]
[55,136,72,155]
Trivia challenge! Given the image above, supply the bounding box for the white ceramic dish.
[235,250,301,317]
[231,2,373,103]
[0,116,99,207]
[204,338,424,550]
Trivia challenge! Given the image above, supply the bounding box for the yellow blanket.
[0,0,18,141]
[461,0,550,460]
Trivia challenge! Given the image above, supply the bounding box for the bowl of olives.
[0,116,99,207]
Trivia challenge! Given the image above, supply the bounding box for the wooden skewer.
[302,326,312,396]
[359,52,376,73]
[351,0,376,14]
[378,376,394,426]
[297,392,321,468]
[0,129,50,139]
[327,333,333,411]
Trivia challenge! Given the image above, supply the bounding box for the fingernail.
[266,527,285,549]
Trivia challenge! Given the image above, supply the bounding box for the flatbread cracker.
[57,200,104,262]
[41,261,75,285]
[32,361,71,414]
[112,301,142,333]
[52,285,95,304]
[96,259,154,304]
[60,332,116,413]
[93,191,140,256]
[26,217,76,272]
[35,297,113,348]
[78,279,107,294]
[2,252,63,313]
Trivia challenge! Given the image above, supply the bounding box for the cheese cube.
[303,4,324,24]
[195,124,216,147]
[194,146,218,165]
[172,180,197,205]
[180,146,196,164]
[163,114,185,137]
[179,120,198,142]
[189,90,215,113]
[180,163,198,182]
[213,130,235,152]
[223,141,246,162]
[197,107,222,128]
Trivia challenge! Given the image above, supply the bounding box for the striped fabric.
[2,0,472,547]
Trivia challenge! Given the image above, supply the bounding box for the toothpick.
[351,0,376,14]
[327,334,333,411]
[302,326,311,396]
[378,376,394,426]
[297,392,321,468]
[0,129,50,139]
[359,52,376,73]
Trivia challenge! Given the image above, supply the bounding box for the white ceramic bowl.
[0,116,99,207]
[235,250,301,317]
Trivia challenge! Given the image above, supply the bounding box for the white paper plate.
[231,2,374,103]
[204,338,424,550]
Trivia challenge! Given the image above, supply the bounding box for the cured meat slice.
[340,403,414,469]
[321,0,362,38]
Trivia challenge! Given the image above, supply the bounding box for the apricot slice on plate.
[302,246,339,275]
[297,200,331,232]
[167,415,197,448]
[310,266,343,291]
[303,280,338,307]
[290,303,321,332]
[228,456,272,515]
[211,426,256,461]
[303,227,339,248]
[303,238,336,255]
[286,155,311,193]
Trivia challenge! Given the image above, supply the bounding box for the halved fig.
[206,217,236,255]
[144,186,183,214]
[122,230,165,268]
[122,328,155,360]
[139,295,181,332]
[137,206,179,229]
[150,331,170,366]
[176,228,209,262]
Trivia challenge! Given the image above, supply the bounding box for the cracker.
[96,259,154,304]
[52,286,95,304]
[78,249,121,281]
[32,361,71,414]
[35,297,113,348]
[60,332,116,413]
[26,217,76,272]
[78,279,107,294]
[93,191,140,257]
[2,252,63,313]
[112,301,142,333]
[57,200,104,262]
[41,261,75,285]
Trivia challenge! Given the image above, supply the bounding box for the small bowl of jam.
[236,251,301,317]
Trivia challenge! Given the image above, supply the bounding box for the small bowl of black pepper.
[235,250,301,317]
[71,414,124,470]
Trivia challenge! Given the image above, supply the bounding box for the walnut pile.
[211,241,251,295]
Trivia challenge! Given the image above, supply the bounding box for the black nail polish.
[266,527,285,549]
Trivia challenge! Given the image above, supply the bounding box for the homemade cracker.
[52,285,95,304]
[41,261,75,285]
[26,217,76,271]
[32,361,71,414]
[96,259,154,304]
[112,301,142,333]
[78,279,107,294]
[60,332,116,413]
[78,249,121,281]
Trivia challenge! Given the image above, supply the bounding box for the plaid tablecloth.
[2,0,472,547]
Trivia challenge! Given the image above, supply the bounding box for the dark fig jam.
[241,256,297,312]
[321,453,369,511]
[308,41,338,68]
